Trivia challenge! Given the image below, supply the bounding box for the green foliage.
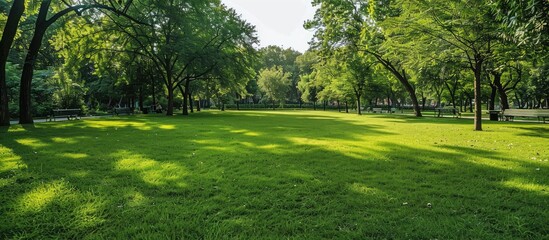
[5,62,56,117]
[257,66,291,106]
[491,0,549,46]
[257,46,302,103]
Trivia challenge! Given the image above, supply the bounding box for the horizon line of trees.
[1,0,548,131]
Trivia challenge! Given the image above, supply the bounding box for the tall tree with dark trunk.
[306,0,423,117]
[392,0,500,130]
[18,0,137,124]
[0,0,24,126]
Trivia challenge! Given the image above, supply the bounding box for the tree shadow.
[508,126,549,139]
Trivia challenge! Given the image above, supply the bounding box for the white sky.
[221,0,316,53]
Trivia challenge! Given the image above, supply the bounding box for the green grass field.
[1,110,548,239]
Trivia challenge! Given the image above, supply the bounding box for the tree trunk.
[197,99,201,112]
[375,58,422,117]
[19,0,51,124]
[151,76,156,110]
[0,0,25,126]
[166,86,174,116]
[337,100,341,112]
[182,79,190,115]
[138,86,144,111]
[345,101,349,113]
[492,72,510,110]
[182,91,188,115]
[459,93,463,112]
[469,97,474,113]
[189,90,194,113]
[356,92,362,115]
[471,55,484,130]
[395,71,421,116]
[489,84,497,110]
[449,92,456,109]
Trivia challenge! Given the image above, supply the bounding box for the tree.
[259,46,301,103]
[257,66,291,109]
[296,50,320,109]
[0,0,24,126]
[492,0,549,47]
[17,0,138,124]
[390,0,502,130]
[306,0,424,117]
[339,49,375,115]
[108,0,256,116]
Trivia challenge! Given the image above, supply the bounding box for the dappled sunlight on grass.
[74,201,108,229]
[229,129,261,137]
[193,139,223,145]
[1,110,548,239]
[349,183,386,197]
[158,124,176,130]
[59,153,89,159]
[257,144,282,151]
[125,190,149,207]
[15,138,49,148]
[85,120,152,130]
[503,178,548,196]
[51,137,78,144]
[113,150,188,188]
[203,146,233,152]
[464,156,526,172]
[0,146,25,172]
[18,180,72,213]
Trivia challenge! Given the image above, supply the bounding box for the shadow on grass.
[0,111,547,239]
[508,126,549,139]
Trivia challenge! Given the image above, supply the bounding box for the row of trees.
[1,0,548,131]
[296,0,549,130]
[1,0,258,126]
[242,1,547,132]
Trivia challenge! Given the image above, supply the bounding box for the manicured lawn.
[1,110,547,239]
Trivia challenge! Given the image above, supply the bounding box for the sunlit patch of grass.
[0,146,24,172]
[503,178,549,195]
[51,137,78,144]
[349,183,386,196]
[60,153,89,159]
[85,120,152,130]
[113,151,188,188]
[125,190,148,207]
[74,201,108,228]
[15,138,49,148]
[18,180,73,213]
[229,129,261,136]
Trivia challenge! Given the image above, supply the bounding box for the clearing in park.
[0,111,547,239]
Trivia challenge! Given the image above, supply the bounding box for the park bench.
[434,107,461,118]
[114,107,133,116]
[49,109,82,121]
[502,109,549,123]
[372,107,383,113]
[389,107,402,113]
